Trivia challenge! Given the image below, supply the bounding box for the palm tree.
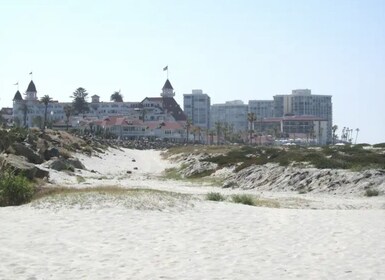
[332,125,338,144]
[208,129,215,145]
[185,119,192,143]
[40,95,53,129]
[222,122,229,143]
[247,112,256,144]
[196,126,202,143]
[355,128,360,144]
[215,122,222,145]
[71,87,89,115]
[64,105,72,131]
[341,127,346,142]
[110,90,123,102]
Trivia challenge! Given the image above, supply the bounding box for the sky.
[0,0,384,143]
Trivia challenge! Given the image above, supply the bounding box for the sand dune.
[1,148,385,279]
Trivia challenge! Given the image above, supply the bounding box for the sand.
[1,148,384,279]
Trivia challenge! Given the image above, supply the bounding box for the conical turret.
[25,80,38,100]
[161,79,175,97]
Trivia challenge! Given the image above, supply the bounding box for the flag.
[29,72,32,75]
[163,66,168,71]
[13,82,18,85]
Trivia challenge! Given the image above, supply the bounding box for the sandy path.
[1,203,384,280]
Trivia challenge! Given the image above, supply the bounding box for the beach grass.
[206,192,226,201]
[31,186,195,210]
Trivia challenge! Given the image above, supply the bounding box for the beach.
[1,148,384,279]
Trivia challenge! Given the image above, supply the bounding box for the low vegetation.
[206,192,226,201]
[365,188,379,197]
[0,127,28,152]
[31,186,194,210]
[0,169,35,207]
[163,167,223,186]
[164,145,238,157]
[201,145,385,171]
[232,194,255,206]
[205,192,280,208]
[373,143,385,148]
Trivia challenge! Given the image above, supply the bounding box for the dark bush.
[0,169,34,206]
[232,194,255,205]
[373,143,385,148]
[206,192,225,201]
[365,188,379,197]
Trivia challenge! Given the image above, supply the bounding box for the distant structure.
[12,80,66,128]
[210,100,248,132]
[183,89,211,130]
[161,79,175,97]
[209,89,332,145]
[8,77,333,145]
[248,100,274,119]
[11,79,189,141]
[273,89,332,144]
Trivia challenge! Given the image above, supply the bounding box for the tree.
[215,122,222,145]
[40,95,53,129]
[71,87,89,115]
[110,91,123,102]
[222,122,229,143]
[21,103,28,128]
[332,125,338,144]
[355,128,360,144]
[64,105,72,131]
[247,112,256,144]
[196,126,202,143]
[0,112,5,127]
[208,129,215,145]
[185,119,192,143]
[32,116,43,129]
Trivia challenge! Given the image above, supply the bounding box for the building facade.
[12,79,189,141]
[210,100,248,132]
[273,89,332,144]
[248,100,274,119]
[183,89,211,130]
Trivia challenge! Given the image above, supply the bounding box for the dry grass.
[31,186,195,211]
[163,145,237,158]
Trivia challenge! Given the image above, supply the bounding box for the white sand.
[1,148,385,279]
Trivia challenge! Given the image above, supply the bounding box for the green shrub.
[0,170,34,206]
[373,143,385,148]
[232,194,255,206]
[206,192,225,201]
[187,169,215,178]
[365,188,379,197]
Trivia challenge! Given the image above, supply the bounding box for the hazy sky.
[1,0,384,143]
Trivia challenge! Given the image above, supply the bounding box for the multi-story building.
[248,100,274,119]
[273,89,332,144]
[260,115,328,145]
[183,89,211,130]
[210,100,248,132]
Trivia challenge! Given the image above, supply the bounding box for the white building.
[183,89,211,130]
[12,79,188,140]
